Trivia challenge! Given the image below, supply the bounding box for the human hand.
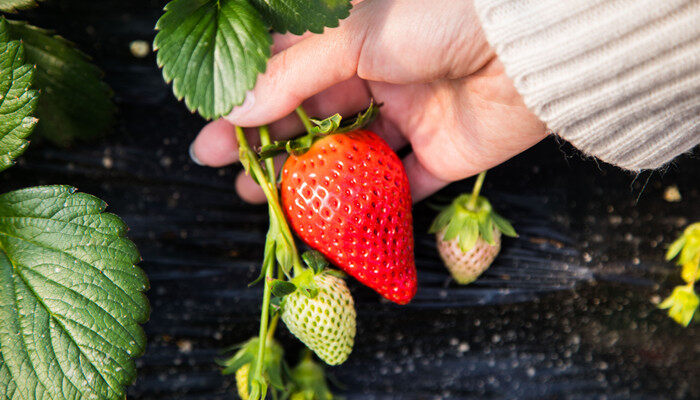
[189,0,547,203]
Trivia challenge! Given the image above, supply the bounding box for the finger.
[189,119,238,167]
[266,76,370,139]
[271,31,312,54]
[191,79,369,167]
[235,154,287,204]
[224,2,374,127]
[401,153,451,203]
[190,118,266,167]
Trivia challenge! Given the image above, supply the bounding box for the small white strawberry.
[430,173,517,284]
[281,269,356,366]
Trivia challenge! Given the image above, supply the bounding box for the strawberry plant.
[658,222,700,326]
[152,1,424,396]
[0,2,147,399]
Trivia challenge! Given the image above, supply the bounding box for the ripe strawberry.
[430,187,517,284]
[235,363,251,400]
[281,271,356,365]
[280,130,417,304]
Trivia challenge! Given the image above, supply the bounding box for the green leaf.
[0,0,41,12]
[248,0,352,35]
[659,285,699,327]
[270,279,296,297]
[154,0,272,120]
[0,185,149,399]
[6,20,116,146]
[0,18,38,172]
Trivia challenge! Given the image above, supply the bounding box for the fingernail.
[189,142,204,166]
[226,91,255,121]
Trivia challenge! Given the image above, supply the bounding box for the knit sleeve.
[473,0,700,170]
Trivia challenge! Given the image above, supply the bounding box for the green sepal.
[324,269,347,280]
[478,212,495,245]
[270,279,297,297]
[430,193,517,252]
[291,268,320,299]
[259,100,380,159]
[270,296,283,314]
[219,337,286,389]
[492,211,518,237]
[250,238,275,287]
[659,285,699,327]
[310,114,342,135]
[335,99,380,134]
[303,250,329,274]
[276,237,295,274]
[289,352,335,400]
[459,218,479,253]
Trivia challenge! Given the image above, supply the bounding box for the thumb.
[224,3,373,127]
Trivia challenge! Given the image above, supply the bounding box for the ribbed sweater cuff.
[474,0,700,170]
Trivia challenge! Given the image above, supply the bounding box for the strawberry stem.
[467,171,487,211]
[236,126,304,275]
[266,314,280,342]
[296,106,314,135]
[260,125,276,183]
[237,125,305,400]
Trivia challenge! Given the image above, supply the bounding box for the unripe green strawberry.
[235,363,251,400]
[289,352,334,400]
[430,191,516,285]
[282,271,356,365]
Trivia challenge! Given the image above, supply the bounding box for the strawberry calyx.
[219,336,286,397]
[259,100,380,159]
[430,172,517,252]
[269,250,347,302]
[289,350,337,400]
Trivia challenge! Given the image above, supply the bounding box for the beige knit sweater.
[474,0,700,170]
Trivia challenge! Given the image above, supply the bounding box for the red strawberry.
[280,130,417,304]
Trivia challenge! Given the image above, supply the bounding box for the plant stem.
[252,252,275,385]
[267,314,280,342]
[467,171,487,210]
[259,125,276,183]
[296,106,314,134]
[236,126,303,275]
